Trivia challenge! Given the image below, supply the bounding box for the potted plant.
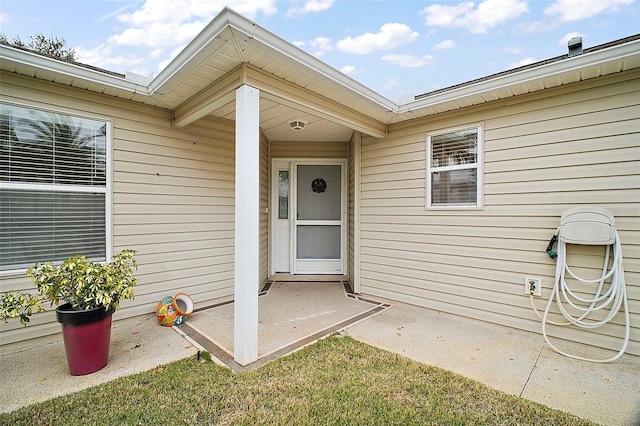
[23,249,138,375]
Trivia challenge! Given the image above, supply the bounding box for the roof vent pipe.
[568,36,583,57]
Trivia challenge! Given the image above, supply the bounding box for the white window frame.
[426,124,483,209]
[0,102,112,276]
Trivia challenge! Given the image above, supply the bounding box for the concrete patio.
[1,281,638,425]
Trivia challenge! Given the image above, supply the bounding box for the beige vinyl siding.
[359,69,640,356]
[0,72,237,347]
[260,131,269,284]
[270,140,348,158]
[348,132,362,287]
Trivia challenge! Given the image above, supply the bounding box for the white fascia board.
[399,39,640,114]
[148,9,236,95]
[0,45,150,95]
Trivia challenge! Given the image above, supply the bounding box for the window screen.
[427,126,481,208]
[0,103,108,271]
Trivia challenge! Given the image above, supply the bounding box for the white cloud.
[287,0,334,17]
[150,48,165,59]
[544,0,633,22]
[340,65,355,74]
[75,44,112,67]
[110,0,277,48]
[309,36,333,57]
[504,46,524,54]
[337,23,420,54]
[559,32,584,46]
[509,57,536,68]
[382,54,434,68]
[109,20,207,48]
[383,78,400,90]
[85,0,277,73]
[310,36,333,51]
[117,0,276,25]
[421,0,529,34]
[433,39,456,50]
[76,44,146,72]
[519,20,556,33]
[0,13,9,24]
[422,2,474,27]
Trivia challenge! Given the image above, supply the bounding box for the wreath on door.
[311,178,327,193]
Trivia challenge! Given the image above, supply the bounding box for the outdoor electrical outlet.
[524,276,542,296]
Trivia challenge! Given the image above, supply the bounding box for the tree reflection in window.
[0,105,106,186]
[0,103,108,271]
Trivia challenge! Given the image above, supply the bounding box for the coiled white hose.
[541,229,629,363]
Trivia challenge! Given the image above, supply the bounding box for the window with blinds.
[426,126,482,208]
[0,103,108,272]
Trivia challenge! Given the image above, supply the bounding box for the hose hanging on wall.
[541,207,629,363]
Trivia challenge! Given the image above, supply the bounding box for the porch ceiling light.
[288,117,308,131]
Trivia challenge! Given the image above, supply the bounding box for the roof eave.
[0,44,151,96]
[398,38,640,117]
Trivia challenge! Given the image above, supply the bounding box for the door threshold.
[264,274,354,296]
[267,273,348,282]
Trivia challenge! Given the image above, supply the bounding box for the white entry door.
[293,162,345,274]
[271,160,346,275]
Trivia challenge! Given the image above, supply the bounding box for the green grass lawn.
[2,335,595,425]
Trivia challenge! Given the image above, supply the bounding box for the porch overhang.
[172,64,387,138]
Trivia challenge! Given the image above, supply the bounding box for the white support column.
[234,85,260,365]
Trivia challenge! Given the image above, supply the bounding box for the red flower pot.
[55,303,115,376]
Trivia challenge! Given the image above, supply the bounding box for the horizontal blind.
[0,103,108,271]
[428,127,479,207]
[430,169,478,205]
[0,189,106,271]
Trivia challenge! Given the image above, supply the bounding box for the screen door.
[294,163,344,274]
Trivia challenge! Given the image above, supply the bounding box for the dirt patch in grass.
[1,335,596,425]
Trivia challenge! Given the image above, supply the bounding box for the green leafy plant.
[27,249,138,312]
[0,291,42,325]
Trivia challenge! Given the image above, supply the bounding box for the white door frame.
[270,158,347,276]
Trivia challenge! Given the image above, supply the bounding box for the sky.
[0,0,638,102]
